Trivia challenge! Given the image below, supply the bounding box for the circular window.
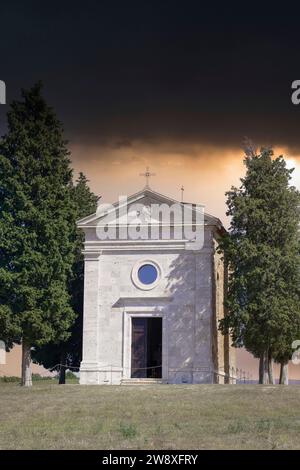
[138,264,158,285]
[131,260,162,290]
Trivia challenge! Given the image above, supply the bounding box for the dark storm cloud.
[1,2,300,152]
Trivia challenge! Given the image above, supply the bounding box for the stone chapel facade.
[77,187,235,385]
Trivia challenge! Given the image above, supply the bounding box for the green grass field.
[1,382,300,449]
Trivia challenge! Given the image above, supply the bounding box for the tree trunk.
[268,353,275,384]
[21,340,32,387]
[259,351,269,384]
[279,362,289,385]
[59,351,66,385]
[263,351,269,384]
[259,353,264,384]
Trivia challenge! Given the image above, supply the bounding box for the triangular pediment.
[77,187,224,231]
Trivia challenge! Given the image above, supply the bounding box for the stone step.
[121,378,164,385]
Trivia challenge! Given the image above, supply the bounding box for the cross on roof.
[139,167,156,188]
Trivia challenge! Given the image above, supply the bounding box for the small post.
[181,185,184,202]
[0,80,6,105]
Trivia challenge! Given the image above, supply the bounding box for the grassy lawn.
[1,382,300,449]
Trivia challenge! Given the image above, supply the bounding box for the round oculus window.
[138,264,158,285]
[131,260,162,290]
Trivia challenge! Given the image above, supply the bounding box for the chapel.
[77,183,235,385]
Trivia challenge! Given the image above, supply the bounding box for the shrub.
[32,374,53,382]
[0,376,20,383]
[65,371,78,380]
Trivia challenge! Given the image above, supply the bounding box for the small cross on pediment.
[139,167,156,188]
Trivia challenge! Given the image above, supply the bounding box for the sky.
[1,2,300,224]
[2,2,300,377]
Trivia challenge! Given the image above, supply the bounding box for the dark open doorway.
[131,317,162,378]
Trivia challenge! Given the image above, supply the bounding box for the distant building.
[0,344,52,378]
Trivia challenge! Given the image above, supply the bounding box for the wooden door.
[131,318,147,378]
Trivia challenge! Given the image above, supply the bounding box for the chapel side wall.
[191,228,215,384]
[212,234,236,384]
[212,237,225,383]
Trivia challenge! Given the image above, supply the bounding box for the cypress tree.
[220,147,300,384]
[0,83,76,386]
[32,173,98,383]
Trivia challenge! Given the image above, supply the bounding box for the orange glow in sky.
[69,141,300,380]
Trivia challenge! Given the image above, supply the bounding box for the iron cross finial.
[139,167,156,188]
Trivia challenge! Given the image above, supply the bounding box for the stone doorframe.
[122,309,168,381]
